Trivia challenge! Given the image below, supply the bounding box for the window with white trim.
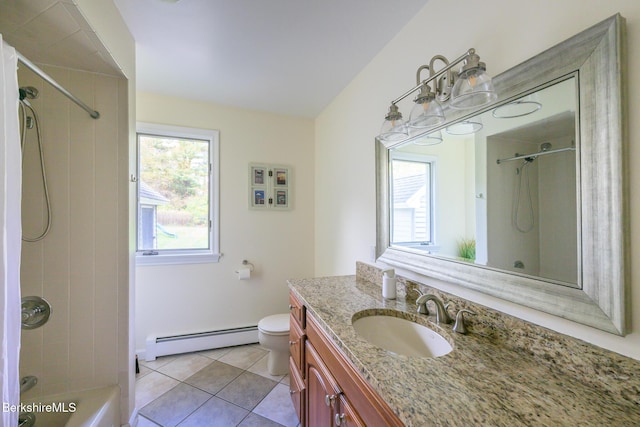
[390,151,436,248]
[136,123,220,265]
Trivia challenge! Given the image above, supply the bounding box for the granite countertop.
[288,274,639,427]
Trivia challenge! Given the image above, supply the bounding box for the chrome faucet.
[416,294,452,324]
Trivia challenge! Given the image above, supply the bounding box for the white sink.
[352,313,453,358]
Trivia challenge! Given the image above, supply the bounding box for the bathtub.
[21,385,120,427]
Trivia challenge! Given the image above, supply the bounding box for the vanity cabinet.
[289,290,403,427]
[306,341,365,426]
[288,293,306,423]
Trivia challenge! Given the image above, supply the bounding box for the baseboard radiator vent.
[144,326,259,361]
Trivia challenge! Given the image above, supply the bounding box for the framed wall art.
[249,163,292,210]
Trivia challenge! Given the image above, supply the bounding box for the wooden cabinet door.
[335,394,366,427]
[305,341,340,427]
[289,356,305,424]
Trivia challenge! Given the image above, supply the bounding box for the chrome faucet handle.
[414,292,430,315]
[436,300,453,324]
[416,294,453,323]
[410,289,429,314]
[453,309,476,334]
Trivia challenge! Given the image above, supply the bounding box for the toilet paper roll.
[237,267,251,280]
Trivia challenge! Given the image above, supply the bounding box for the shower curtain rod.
[496,146,576,164]
[16,51,100,119]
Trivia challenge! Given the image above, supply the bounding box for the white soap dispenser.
[382,268,396,300]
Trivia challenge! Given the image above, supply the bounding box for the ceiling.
[113,0,429,118]
[0,1,123,77]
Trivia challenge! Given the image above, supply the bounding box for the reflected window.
[390,152,435,247]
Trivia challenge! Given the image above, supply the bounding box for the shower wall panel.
[18,64,129,398]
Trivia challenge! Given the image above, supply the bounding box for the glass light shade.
[446,118,483,135]
[492,100,542,118]
[408,99,445,129]
[413,130,443,146]
[378,117,409,142]
[450,68,497,109]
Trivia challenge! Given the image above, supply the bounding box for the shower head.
[540,142,552,151]
[19,86,39,101]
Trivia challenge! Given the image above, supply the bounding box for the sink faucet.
[416,294,452,324]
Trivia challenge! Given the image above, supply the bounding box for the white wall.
[315,0,640,359]
[75,2,137,422]
[135,93,315,354]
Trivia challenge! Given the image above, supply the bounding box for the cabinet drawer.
[289,356,305,424]
[289,312,305,373]
[289,292,305,328]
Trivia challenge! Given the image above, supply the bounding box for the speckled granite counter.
[288,264,640,426]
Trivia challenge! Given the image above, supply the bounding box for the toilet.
[258,313,290,376]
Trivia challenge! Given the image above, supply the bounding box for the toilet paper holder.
[236,259,254,272]
[235,260,255,279]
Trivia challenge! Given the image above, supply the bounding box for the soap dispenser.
[382,269,396,299]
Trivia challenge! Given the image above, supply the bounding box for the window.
[136,123,220,265]
[390,152,436,248]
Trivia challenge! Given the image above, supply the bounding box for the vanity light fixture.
[378,49,497,143]
[446,118,483,135]
[413,130,443,146]
[492,100,542,119]
[379,103,409,142]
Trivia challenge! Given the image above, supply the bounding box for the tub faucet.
[416,294,452,324]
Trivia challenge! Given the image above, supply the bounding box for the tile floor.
[136,344,300,427]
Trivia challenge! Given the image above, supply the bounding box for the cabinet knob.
[289,340,296,346]
[289,389,297,395]
[324,394,336,407]
[335,413,346,426]
[288,304,294,310]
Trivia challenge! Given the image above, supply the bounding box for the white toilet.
[258,313,290,376]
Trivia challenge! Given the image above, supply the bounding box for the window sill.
[136,252,222,266]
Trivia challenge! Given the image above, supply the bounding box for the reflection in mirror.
[390,77,578,287]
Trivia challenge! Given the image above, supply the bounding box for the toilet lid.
[258,314,290,335]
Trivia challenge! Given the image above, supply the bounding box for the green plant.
[457,238,476,261]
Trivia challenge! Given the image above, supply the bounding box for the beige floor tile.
[252,383,299,427]
[198,346,232,360]
[247,354,286,382]
[156,353,214,381]
[136,363,153,380]
[279,374,290,387]
[218,345,268,370]
[135,371,180,409]
[139,354,178,370]
[136,415,161,427]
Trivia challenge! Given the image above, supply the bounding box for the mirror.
[376,15,628,335]
[390,77,578,286]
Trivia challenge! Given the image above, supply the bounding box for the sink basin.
[352,313,452,358]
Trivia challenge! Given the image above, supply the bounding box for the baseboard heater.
[144,326,259,361]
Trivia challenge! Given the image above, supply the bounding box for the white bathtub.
[21,385,120,427]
